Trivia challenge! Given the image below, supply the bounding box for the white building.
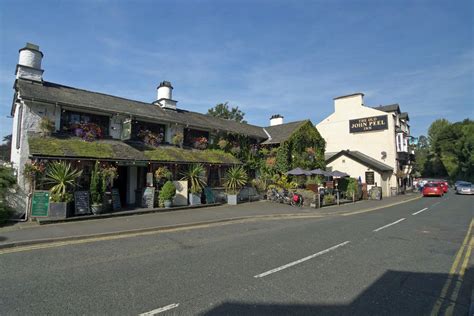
[317,93,414,197]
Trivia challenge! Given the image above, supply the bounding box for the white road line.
[373,218,406,232]
[139,303,180,315]
[412,208,429,216]
[254,241,350,278]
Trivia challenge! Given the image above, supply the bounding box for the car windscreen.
[425,183,439,187]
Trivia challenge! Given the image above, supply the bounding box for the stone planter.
[189,193,201,205]
[164,200,173,208]
[49,202,70,219]
[91,203,103,215]
[227,194,238,205]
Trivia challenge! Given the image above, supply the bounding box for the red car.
[433,181,449,193]
[423,182,444,197]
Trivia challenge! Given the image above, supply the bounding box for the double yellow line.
[431,219,473,315]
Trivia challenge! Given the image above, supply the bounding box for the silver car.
[456,182,473,195]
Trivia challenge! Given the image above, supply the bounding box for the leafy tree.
[207,102,247,123]
[0,165,16,224]
[428,118,450,149]
[0,134,12,162]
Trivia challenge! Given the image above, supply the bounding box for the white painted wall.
[327,155,392,197]
[317,95,398,189]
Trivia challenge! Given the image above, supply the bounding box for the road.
[0,192,473,315]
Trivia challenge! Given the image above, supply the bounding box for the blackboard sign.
[31,191,50,217]
[365,172,375,185]
[350,115,388,133]
[74,191,90,215]
[142,187,155,208]
[111,188,122,211]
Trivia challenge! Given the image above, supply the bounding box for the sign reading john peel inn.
[349,115,388,133]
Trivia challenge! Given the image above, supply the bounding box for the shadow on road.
[202,269,473,315]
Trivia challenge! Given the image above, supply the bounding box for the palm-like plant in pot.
[224,166,247,205]
[44,161,82,218]
[90,161,104,214]
[181,163,207,205]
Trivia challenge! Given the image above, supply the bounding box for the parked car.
[454,180,470,191]
[456,182,473,195]
[422,182,444,197]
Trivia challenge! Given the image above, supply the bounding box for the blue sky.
[0,0,472,140]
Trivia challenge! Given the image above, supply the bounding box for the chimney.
[16,43,44,82]
[270,114,284,126]
[154,81,177,110]
[333,93,364,113]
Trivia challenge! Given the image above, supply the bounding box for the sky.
[0,0,472,140]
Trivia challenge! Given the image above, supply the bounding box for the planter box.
[164,200,173,208]
[189,193,201,205]
[91,203,104,215]
[227,194,238,205]
[49,202,70,219]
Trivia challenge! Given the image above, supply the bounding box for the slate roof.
[261,120,308,145]
[16,79,267,139]
[373,104,401,114]
[326,150,393,172]
[399,112,409,121]
[28,134,240,164]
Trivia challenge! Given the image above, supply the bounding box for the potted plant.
[44,161,82,218]
[90,161,104,214]
[172,133,183,148]
[154,166,172,189]
[224,166,247,205]
[101,165,118,211]
[39,117,55,137]
[181,163,207,205]
[159,180,176,208]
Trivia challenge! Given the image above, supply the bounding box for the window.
[16,104,23,149]
[60,110,109,137]
[131,121,166,141]
[183,128,209,148]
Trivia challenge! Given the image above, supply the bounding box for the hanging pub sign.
[349,115,388,133]
[365,171,375,185]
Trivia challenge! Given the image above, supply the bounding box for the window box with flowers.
[72,122,104,142]
[138,129,164,147]
[193,136,208,150]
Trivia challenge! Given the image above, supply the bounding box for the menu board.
[365,172,375,185]
[31,191,49,217]
[142,187,155,208]
[74,191,90,215]
[111,188,122,211]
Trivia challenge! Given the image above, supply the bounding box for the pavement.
[0,193,420,249]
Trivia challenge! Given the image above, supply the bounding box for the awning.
[286,167,312,176]
[310,168,332,177]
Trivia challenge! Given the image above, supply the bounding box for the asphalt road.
[0,192,472,315]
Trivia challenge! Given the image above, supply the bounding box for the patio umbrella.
[330,170,350,178]
[310,168,331,177]
[286,167,312,176]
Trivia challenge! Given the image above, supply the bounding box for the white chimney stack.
[270,114,284,126]
[16,43,44,82]
[155,81,177,110]
[333,93,364,113]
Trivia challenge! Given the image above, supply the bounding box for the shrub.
[159,181,176,202]
[155,166,172,183]
[251,178,266,193]
[39,117,55,137]
[323,194,335,205]
[0,166,16,224]
[172,133,183,147]
[90,161,103,205]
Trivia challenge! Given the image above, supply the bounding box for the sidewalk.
[0,193,420,249]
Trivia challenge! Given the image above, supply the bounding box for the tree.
[0,134,12,162]
[207,102,247,123]
[428,118,450,149]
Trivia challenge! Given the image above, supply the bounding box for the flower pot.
[49,202,70,219]
[91,203,103,215]
[164,200,173,208]
[189,193,201,205]
[227,194,238,205]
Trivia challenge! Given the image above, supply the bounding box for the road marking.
[254,241,350,278]
[412,208,429,215]
[139,303,179,315]
[445,235,474,314]
[373,218,406,232]
[431,219,473,315]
